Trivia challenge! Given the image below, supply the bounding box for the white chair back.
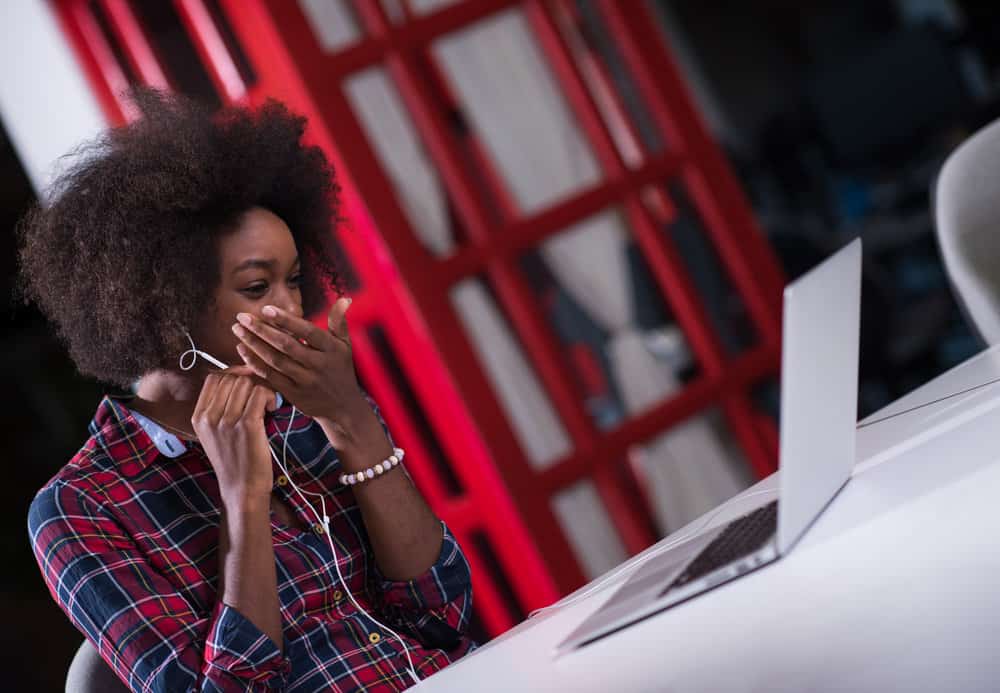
[934,118,1000,345]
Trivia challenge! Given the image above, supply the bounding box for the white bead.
[366,468,375,479]
[374,463,384,474]
[339,474,347,485]
[355,472,365,484]
[387,455,397,465]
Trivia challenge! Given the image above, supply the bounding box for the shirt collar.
[128,407,189,458]
[89,392,287,473]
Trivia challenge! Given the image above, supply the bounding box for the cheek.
[215,293,256,328]
[200,325,239,359]
[198,308,241,353]
[192,296,244,363]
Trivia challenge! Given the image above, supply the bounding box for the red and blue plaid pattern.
[29,394,476,691]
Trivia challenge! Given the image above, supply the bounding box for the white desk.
[422,346,1000,692]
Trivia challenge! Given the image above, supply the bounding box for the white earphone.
[180,331,230,371]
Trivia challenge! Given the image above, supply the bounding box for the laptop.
[555,238,862,654]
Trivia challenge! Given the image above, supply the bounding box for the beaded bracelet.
[339,447,405,486]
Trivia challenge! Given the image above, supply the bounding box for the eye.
[240,273,300,298]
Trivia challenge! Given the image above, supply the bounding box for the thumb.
[328,296,352,343]
[221,364,270,390]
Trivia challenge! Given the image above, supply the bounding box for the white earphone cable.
[269,406,422,686]
[181,338,422,685]
[180,331,230,371]
[181,330,1000,668]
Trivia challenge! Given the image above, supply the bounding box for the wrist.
[319,397,378,444]
[319,404,393,470]
[220,486,271,515]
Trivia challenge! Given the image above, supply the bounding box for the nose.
[271,285,302,318]
[270,301,302,320]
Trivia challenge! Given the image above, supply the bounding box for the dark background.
[6,0,1000,689]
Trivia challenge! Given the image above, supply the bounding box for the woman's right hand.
[191,368,278,508]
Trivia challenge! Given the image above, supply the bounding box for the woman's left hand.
[231,297,368,426]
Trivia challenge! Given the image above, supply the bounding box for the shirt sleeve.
[371,521,475,652]
[28,481,291,692]
[358,392,475,650]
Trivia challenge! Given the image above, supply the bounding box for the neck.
[131,368,210,437]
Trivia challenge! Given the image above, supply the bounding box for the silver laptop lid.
[776,238,861,554]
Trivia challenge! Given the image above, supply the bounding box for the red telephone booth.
[52,0,783,639]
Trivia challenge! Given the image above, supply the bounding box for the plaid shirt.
[29,393,476,692]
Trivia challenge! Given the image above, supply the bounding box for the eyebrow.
[231,256,300,275]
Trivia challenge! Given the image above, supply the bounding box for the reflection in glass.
[434,10,600,213]
[450,278,571,469]
[345,68,454,257]
[552,481,628,580]
[629,409,754,535]
[659,180,759,355]
[299,0,363,52]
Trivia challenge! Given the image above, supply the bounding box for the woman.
[18,88,475,691]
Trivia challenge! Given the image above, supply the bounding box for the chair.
[934,117,1000,346]
[66,640,129,693]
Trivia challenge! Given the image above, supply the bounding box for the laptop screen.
[775,238,861,554]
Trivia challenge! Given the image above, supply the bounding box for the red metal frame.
[50,0,785,637]
[174,0,247,102]
[50,1,133,122]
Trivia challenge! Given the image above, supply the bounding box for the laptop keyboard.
[663,500,778,593]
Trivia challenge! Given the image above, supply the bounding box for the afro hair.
[16,87,343,387]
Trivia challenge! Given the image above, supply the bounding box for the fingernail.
[231,324,244,337]
[262,305,277,317]
[345,297,353,309]
[236,312,252,327]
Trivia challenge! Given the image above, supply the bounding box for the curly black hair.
[15,87,343,388]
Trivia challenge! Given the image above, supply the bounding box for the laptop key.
[662,500,778,594]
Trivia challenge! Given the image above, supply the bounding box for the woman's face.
[194,206,304,370]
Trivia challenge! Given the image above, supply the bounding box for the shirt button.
[312,523,326,536]
[368,632,381,644]
[332,590,343,601]
[276,475,289,487]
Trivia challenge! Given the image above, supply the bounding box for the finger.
[235,341,269,379]
[326,297,352,345]
[210,374,241,421]
[224,366,278,412]
[244,384,278,421]
[232,321,311,385]
[259,304,334,351]
[235,312,322,367]
[193,373,220,419]
[235,342,296,393]
[221,375,255,426]
[222,364,268,383]
[264,387,279,413]
[222,364,283,398]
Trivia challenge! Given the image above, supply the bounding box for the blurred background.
[3,0,998,689]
